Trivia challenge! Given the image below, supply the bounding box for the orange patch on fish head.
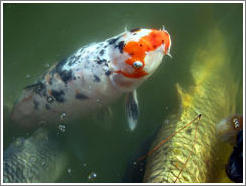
[115,28,171,79]
[148,29,171,55]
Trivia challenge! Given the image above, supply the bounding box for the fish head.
[110,28,171,91]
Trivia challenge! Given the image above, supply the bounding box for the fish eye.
[132,61,143,69]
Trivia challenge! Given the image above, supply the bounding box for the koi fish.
[11,28,171,130]
[143,29,240,183]
[3,127,68,183]
[216,115,243,144]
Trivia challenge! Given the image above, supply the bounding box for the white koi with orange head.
[11,27,171,130]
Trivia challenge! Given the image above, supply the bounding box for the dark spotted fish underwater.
[3,127,68,183]
[11,28,171,130]
[143,28,242,183]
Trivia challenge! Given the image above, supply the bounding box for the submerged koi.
[11,28,171,129]
[3,127,68,183]
[143,29,240,183]
[216,115,243,144]
[137,114,202,162]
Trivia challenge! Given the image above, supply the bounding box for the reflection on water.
[3,3,243,183]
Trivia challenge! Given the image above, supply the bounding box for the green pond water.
[3,3,243,183]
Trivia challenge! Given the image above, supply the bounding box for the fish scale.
[3,128,68,183]
[144,29,238,183]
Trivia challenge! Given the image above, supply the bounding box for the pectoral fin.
[125,89,139,131]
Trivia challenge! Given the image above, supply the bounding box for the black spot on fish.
[33,99,39,110]
[25,81,47,97]
[51,90,65,103]
[49,57,69,80]
[105,70,112,76]
[45,104,51,110]
[96,58,107,65]
[52,58,67,74]
[59,70,73,84]
[108,36,120,45]
[99,50,104,55]
[94,75,100,82]
[130,28,141,32]
[73,76,76,80]
[68,54,81,66]
[75,93,88,100]
[115,41,125,53]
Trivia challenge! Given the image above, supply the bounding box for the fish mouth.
[114,70,149,79]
